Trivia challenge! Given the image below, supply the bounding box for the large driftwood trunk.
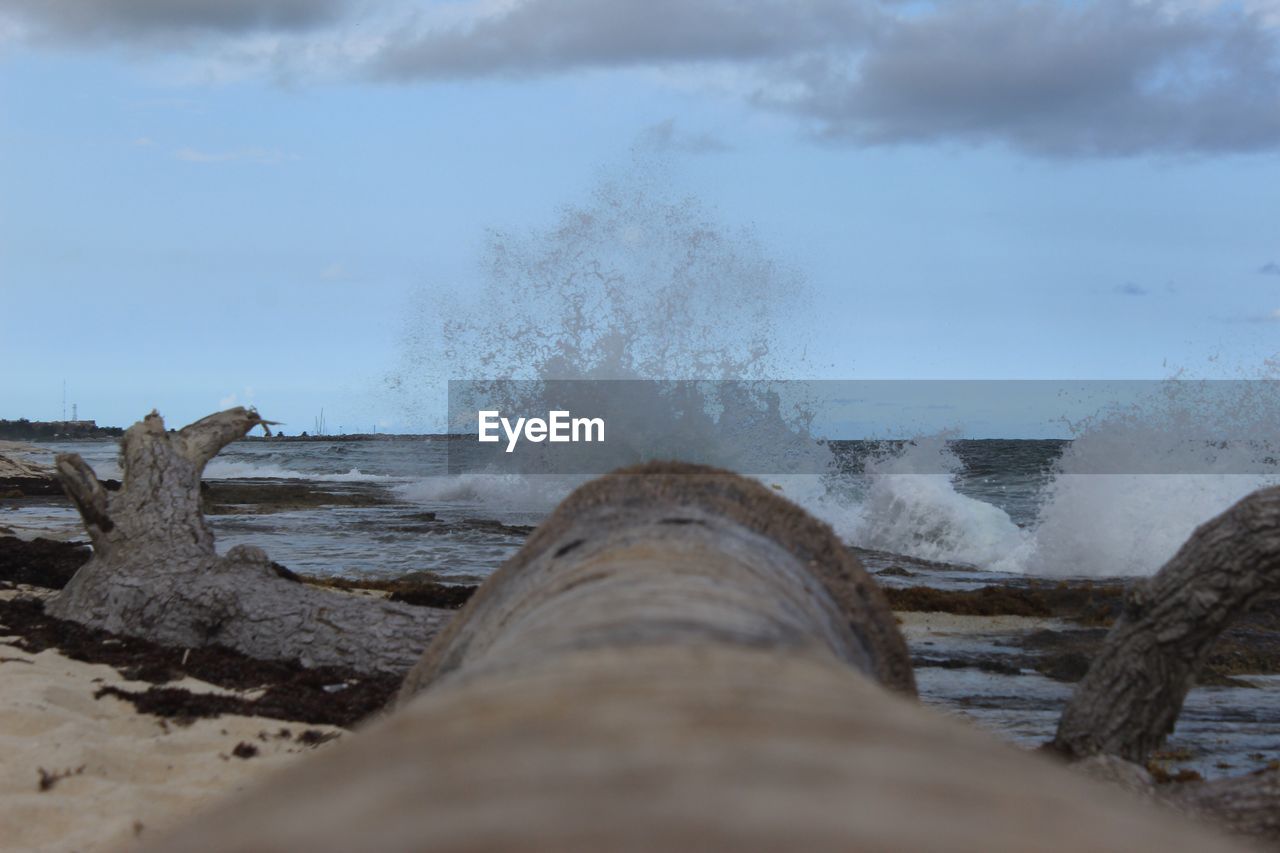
[144,464,1243,853]
[48,408,452,675]
[1054,485,1280,763]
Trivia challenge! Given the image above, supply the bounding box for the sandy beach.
[0,587,344,853]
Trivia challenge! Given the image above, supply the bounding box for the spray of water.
[391,155,820,512]
[392,155,1280,578]
[397,157,806,395]
[1024,375,1280,576]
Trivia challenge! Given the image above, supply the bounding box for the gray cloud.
[1260,261,1280,276]
[763,1,1280,157]
[2,0,349,46]
[367,0,1280,158]
[371,0,876,79]
[5,0,1280,158]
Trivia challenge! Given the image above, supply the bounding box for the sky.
[1,0,1278,434]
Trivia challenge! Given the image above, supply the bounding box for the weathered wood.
[1053,486,1280,764]
[143,464,1243,853]
[400,462,916,698]
[48,408,452,675]
[1169,767,1280,844]
[1070,755,1280,846]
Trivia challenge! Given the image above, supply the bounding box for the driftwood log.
[144,464,1242,852]
[1055,485,1280,762]
[1052,485,1280,843]
[48,408,452,674]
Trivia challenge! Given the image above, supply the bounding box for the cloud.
[367,0,1280,157]
[1260,261,1280,276]
[1114,282,1151,296]
[1,0,349,47]
[370,0,875,79]
[5,0,1280,158]
[761,1,1280,157]
[639,119,732,154]
[174,146,297,164]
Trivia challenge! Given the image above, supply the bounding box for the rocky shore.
[0,442,64,500]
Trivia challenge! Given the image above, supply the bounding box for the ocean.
[12,434,1277,583]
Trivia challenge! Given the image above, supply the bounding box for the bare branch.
[176,406,275,468]
[53,453,114,550]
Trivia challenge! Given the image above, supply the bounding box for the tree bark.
[48,408,452,675]
[142,464,1242,853]
[1053,486,1280,764]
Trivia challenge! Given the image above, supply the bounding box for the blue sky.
[1,0,1278,434]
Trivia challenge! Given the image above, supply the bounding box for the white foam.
[1020,380,1280,575]
[394,473,576,514]
[202,460,399,482]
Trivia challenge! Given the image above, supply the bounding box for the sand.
[896,610,1061,638]
[0,588,344,853]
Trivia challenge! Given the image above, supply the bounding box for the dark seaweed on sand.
[0,597,398,727]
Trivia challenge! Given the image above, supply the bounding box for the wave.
[387,158,1280,578]
[202,460,400,482]
[393,473,577,516]
[390,391,1280,579]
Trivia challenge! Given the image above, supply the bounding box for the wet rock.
[306,572,479,609]
[1035,651,1093,683]
[876,566,916,578]
[200,480,392,514]
[912,655,1024,676]
[388,583,475,610]
[885,585,1053,618]
[1072,754,1155,797]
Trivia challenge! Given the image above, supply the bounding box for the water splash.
[395,158,808,407]
[390,154,1280,578]
[1025,375,1280,576]
[841,435,1033,571]
[392,155,821,513]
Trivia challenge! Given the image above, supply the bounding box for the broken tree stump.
[48,408,452,675]
[143,464,1241,853]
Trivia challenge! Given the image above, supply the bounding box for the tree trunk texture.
[142,464,1244,853]
[1054,486,1280,764]
[47,408,452,675]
